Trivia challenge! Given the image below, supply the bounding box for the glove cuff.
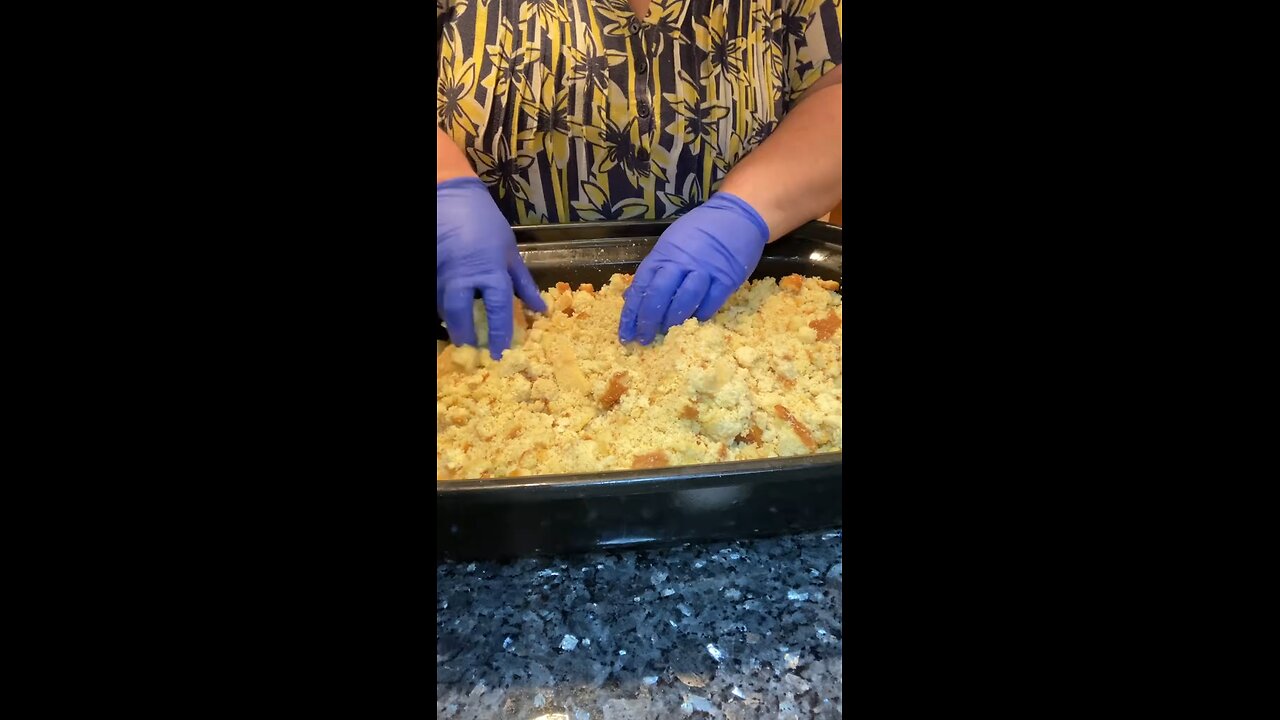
[706,192,771,248]
[437,176,489,193]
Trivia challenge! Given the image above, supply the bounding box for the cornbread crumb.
[735,424,764,447]
[632,451,670,469]
[774,404,818,452]
[599,372,629,409]
[436,274,842,480]
[809,310,841,341]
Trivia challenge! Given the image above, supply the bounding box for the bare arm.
[437,126,477,184]
[719,65,843,242]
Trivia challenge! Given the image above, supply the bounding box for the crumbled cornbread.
[436,274,842,480]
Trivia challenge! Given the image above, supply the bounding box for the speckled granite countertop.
[436,529,842,719]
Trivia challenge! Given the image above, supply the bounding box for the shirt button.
[637,101,651,119]
[628,19,642,34]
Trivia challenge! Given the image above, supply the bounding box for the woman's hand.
[618,193,770,345]
[437,177,547,359]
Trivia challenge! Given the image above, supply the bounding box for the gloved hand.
[437,176,547,359]
[619,192,770,345]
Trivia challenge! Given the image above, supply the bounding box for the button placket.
[635,18,654,136]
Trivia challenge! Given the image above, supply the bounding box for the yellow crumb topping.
[436,273,842,480]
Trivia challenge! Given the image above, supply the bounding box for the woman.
[437,0,842,358]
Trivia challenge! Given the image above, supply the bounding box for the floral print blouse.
[436,0,842,223]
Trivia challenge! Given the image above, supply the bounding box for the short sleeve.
[781,0,843,106]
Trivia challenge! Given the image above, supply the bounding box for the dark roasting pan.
[437,220,842,560]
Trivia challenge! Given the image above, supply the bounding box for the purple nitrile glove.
[437,176,547,359]
[619,192,770,345]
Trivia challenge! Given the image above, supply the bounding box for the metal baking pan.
[436,219,842,560]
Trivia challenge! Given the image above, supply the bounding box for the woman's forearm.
[438,126,478,184]
[719,78,843,242]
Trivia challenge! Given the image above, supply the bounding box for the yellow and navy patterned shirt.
[436,0,842,224]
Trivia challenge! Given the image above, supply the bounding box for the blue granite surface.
[437,529,843,719]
